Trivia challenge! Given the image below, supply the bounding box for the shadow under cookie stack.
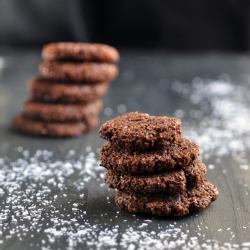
[13,43,119,137]
[99,112,219,217]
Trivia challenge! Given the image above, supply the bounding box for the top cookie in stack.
[99,112,182,151]
[99,112,219,217]
[13,43,119,137]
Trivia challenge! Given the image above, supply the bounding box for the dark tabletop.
[0,48,250,249]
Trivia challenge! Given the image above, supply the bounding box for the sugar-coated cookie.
[40,61,118,82]
[23,99,102,122]
[42,42,119,62]
[13,114,98,137]
[99,138,199,174]
[99,112,182,151]
[105,159,207,195]
[29,77,110,103]
[115,180,219,217]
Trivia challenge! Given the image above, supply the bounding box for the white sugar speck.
[240,165,249,170]
[85,146,92,152]
[174,109,185,119]
[117,104,127,114]
[104,107,113,116]
[208,164,215,170]
[242,242,250,247]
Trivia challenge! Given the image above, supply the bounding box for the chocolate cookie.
[105,159,207,195]
[42,43,120,63]
[99,112,182,151]
[29,77,110,103]
[39,61,118,82]
[115,179,219,217]
[13,114,98,137]
[23,99,102,122]
[106,169,186,195]
[99,138,199,174]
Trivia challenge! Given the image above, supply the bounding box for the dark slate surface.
[0,48,250,249]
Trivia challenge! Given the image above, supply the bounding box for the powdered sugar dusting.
[0,145,249,249]
[172,75,250,169]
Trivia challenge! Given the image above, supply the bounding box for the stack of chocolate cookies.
[13,43,119,137]
[99,112,219,217]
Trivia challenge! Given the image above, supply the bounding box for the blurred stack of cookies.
[99,112,219,217]
[13,43,119,137]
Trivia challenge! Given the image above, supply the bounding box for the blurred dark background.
[0,0,249,51]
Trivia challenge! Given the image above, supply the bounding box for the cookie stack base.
[13,114,98,137]
[115,180,219,217]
